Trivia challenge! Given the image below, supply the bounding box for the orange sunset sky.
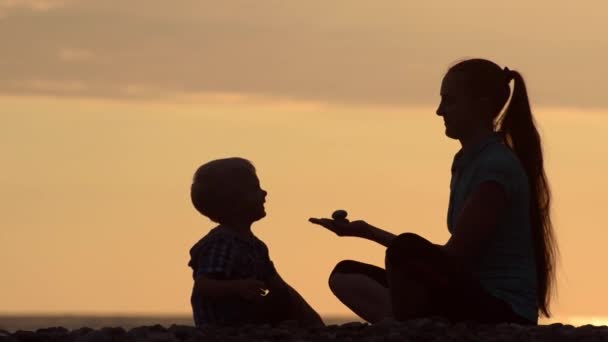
[1,1,608,325]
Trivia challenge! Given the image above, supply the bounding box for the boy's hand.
[308,216,370,238]
[231,278,268,301]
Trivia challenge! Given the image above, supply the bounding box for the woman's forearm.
[359,224,397,247]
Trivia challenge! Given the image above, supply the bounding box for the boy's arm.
[194,275,266,301]
[267,273,325,327]
[193,236,268,301]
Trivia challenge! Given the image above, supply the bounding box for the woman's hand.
[308,215,370,238]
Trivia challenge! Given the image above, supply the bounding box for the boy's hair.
[190,157,256,223]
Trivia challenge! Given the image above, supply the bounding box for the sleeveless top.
[447,132,538,323]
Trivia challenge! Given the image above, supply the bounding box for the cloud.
[57,48,95,63]
[9,79,87,93]
[0,0,607,108]
[0,0,71,16]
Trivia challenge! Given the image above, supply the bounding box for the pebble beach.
[2,318,608,342]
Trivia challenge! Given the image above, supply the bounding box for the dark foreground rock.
[2,318,608,342]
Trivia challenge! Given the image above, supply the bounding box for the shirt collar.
[451,132,504,172]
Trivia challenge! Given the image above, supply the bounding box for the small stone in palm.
[332,210,349,222]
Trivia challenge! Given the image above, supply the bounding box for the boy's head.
[191,157,267,224]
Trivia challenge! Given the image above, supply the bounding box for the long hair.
[449,59,558,317]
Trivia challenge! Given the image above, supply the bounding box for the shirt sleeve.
[195,236,236,278]
[265,260,278,280]
[259,241,278,280]
[471,156,517,201]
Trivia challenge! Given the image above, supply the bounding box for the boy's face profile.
[232,169,267,223]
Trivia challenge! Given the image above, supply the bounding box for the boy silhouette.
[188,157,324,327]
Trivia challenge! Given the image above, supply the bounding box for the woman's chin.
[444,128,459,140]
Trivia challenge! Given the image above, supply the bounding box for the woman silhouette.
[309,58,558,325]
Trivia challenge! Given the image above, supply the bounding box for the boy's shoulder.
[187,227,230,267]
[199,226,235,243]
[187,226,274,279]
[190,226,234,253]
[188,226,267,261]
[203,226,266,245]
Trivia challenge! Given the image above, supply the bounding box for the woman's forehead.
[441,71,471,96]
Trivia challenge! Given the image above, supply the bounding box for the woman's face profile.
[436,71,479,140]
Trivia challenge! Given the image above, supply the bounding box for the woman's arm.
[308,218,396,247]
[311,180,506,253]
[358,223,397,247]
[442,180,508,266]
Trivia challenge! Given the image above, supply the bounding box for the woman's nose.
[436,106,443,116]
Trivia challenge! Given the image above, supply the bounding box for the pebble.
[71,327,94,337]
[339,322,367,330]
[4,319,608,342]
[167,325,199,341]
[75,330,112,342]
[331,210,348,221]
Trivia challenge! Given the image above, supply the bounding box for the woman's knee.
[327,260,356,293]
[329,260,362,289]
[385,233,431,266]
[330,260,364,276]
[329,260,388,290]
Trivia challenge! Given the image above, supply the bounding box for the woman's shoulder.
[471,142,529,198]
[479,142,526,174]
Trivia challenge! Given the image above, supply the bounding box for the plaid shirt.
[188,226,277,326]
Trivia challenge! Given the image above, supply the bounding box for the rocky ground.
[1,318,608,342]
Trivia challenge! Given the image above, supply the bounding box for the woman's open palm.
[308,217,369,238]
